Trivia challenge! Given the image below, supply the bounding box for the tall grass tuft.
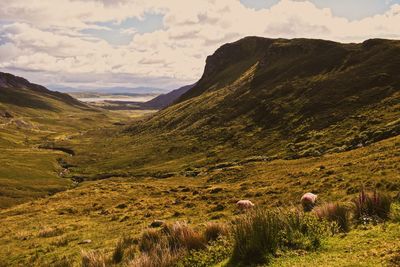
[229,208,330,266]
[314,202,351,232]
[129,242,183,267]
[203,222,229,242]
[112,239,125,263]
[139,228,164,252]
[134,221,206,266]
[162,221,206,251]
[81,250,107,267]
[230,209,281,266]
[353,189,392,223]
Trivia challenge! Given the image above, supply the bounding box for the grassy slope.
[62,38,399,179]
[0,80,126,208]
[0,135,398,266]
[269,222,400,266]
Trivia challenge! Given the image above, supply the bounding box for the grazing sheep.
[236,200,255,211]
[301,193,318,211]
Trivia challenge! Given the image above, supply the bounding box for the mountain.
[0,72,87,110]
[140,84,195,109]
[61,37,400,180]
[127,37,399,160]
[49,84,167,95]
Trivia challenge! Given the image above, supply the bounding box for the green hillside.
[0,72,120,208]
[65,37,399,178]
[0,37,399,266]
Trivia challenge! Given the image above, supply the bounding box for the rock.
[150,220,165,228]
[209,188,223,194]
[115,203,127,209]
[78,239,92,244]
[0,110,12,118]
[180,187,191,192]
[211,204,225,212]
[185,203,195,208]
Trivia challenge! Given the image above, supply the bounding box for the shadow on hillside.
[0,88,58,111]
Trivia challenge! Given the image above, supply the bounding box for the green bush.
[280,210,328,250]
[179,237,232,267]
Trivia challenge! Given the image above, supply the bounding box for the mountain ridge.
[125,37,399,162]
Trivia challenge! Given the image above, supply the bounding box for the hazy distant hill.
[140,84,195,109]
[50,84,167,95]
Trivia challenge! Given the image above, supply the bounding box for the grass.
[0,86,134,208]
[314,202,351,232]
[269,222,400,267]
[229,209,281,265]
[0,136,399,265]
[203,222,229,243]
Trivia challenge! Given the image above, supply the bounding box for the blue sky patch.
[83,13,164,45]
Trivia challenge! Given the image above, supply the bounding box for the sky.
[0,0,400,92]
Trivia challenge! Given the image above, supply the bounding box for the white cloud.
[0,0,399,90]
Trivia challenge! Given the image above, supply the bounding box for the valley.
[0,37,399,266]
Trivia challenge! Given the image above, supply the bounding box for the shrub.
[81,250,107,267]
[353,189,392,223]
[203,222,229,242]
[180,237,233,267]
[229,209,281,266]
[280,210,328,250]
[314,202,351,232]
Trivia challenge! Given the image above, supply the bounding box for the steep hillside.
[65,37,399,178]
[129,37,400,159]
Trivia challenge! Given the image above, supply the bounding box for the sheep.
[236,200,255,211]
[301,192,318,211]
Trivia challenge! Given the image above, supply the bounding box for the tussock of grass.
[229,208,329,266]
[81,250,107,267]
[353,189,392,223]
[162,221,206,251]
[203,222,229,242]
[230,209,281,265]
[38,227,63,238]
[314,202,351,232]
[130,242,183,267]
